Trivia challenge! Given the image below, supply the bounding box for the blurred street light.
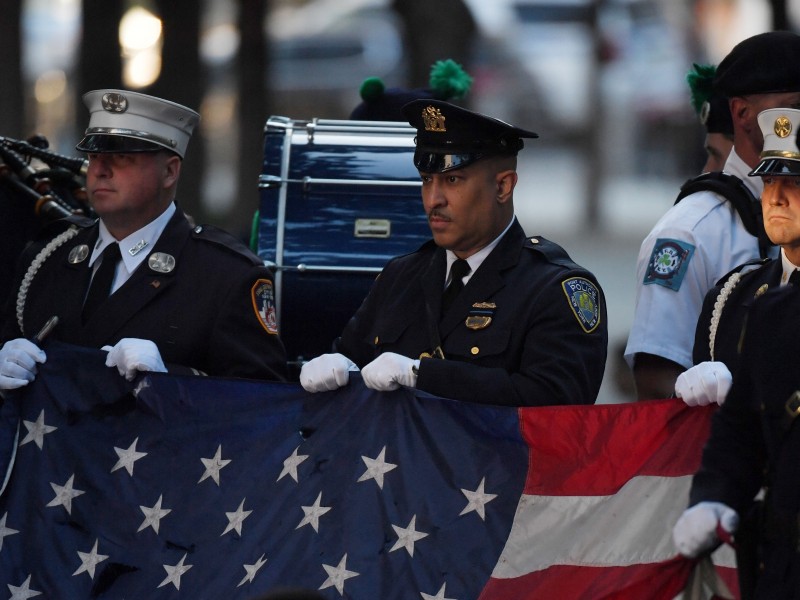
[119,6,162,88]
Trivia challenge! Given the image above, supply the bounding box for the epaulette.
[714,256,772,287]
[36,213,94,241]
[191,224,261,266]
[525,236,579,269]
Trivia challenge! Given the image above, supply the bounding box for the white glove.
[361,352,419,391]
[0,338,46,390]
[674,361,732,406]
[673,501,739,558]
[103,338,167,381]
[300,353,358,392]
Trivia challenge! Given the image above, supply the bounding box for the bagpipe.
[0,134,92,224]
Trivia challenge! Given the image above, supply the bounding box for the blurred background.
[0,0,797,401]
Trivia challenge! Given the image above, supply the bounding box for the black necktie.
[790,269,800,287]
[82,243,121,323]
[441,258,471,314]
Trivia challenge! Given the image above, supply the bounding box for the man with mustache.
[300,100,607,406]
[0,89,287,388]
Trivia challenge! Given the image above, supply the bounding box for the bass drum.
[257,116,430,376]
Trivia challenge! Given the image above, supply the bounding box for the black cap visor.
[76,134,166,154]
[749,157,800,177]
[413,148,489,173]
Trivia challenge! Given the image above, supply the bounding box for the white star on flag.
[110,437,147,476]
[198,444,231,485]
[19,409,56,449]
[158,553,193,590]
[237,553,268,587]
[0,512,19,551]
[221,498,252,537]
[72,539,109,579]
[277,446,308,482]
[319,553,359,595]
[421,582,458,600]
[357,445,397,489]
[7,574,41,600]
[297,492,331,532]
[46,474,85,515]
[138,494,172,534]
[390,514,429,557]
[459,477,497,520]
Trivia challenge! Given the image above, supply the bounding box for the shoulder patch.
[251,279,279,335]
[643,238,695,291]
[562,277,601,333]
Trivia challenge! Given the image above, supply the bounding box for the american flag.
[0,342,735,599]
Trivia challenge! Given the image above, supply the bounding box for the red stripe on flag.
[519,400,715,496]
[480,557,693,600]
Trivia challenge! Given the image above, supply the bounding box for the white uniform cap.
[750,107,800,176]
[75,89,200,159]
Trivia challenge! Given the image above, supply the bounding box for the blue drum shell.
[258,117,430,373]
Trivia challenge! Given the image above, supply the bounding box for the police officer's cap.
[402,99,538,173]
[714,31,800,97]
[76,90,200,159]
[750,108,800,177]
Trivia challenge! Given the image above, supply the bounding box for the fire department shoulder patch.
[643,238,695,291]
[252,279,279,335]
[562,277,601,333]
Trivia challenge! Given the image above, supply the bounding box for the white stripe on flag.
[492,474,734,578]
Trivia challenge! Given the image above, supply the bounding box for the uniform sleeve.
[333,272,389,367]
[624,194,756,370]
[417,270,608,406]
[688,306,767,514]
[203,264,288,381]
[625,226,709,370]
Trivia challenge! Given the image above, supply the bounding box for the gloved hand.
[300,353,358,392]
[673,501,739,558]
[361,352,419,391]
[103,338,167,381]
[0,338,46,390]
[675,361,732,407]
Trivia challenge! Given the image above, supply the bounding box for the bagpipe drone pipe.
[0,135,93,327]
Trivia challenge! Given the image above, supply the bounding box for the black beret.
[714,31,800,97]
[401,99,538,173]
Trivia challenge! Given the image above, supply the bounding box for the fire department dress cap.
[749,107,800,176]
[75,89,200,158]
[713,31,800,97]
[401,99,538,173]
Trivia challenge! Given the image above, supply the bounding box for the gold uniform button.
[471,346,479,355]
[374,336,380,345]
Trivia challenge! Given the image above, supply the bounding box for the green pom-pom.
[686,63,717,114]
[359,77,385,102]
[429,59,473,100]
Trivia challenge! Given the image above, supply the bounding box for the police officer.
[673,282,800,598]
[0,90,287,387]
[625,31,800,400]
[299,100,607,406]
[677,107,800,407]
